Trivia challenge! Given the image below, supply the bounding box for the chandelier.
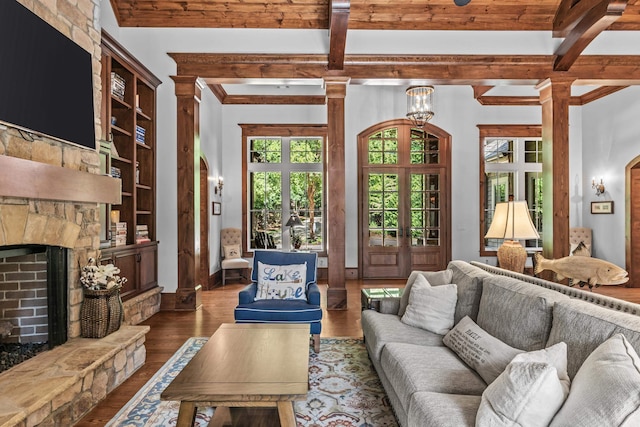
[406,86,435,129]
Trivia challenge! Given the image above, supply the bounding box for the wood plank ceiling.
[109,0,640,104]
[110,0,640,31]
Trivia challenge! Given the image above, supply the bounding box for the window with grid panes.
[248,136,324,252]
[483,137,543,251]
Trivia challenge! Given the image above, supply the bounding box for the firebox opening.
[0,245,68,372]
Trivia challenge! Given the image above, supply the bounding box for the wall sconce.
[215,177,224,195]
[592,177,605,196]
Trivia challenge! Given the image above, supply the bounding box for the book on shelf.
[135,224,150,243]
[110,166,121,178]
[110,72,125,100]
[135,125,146,144]
[110,221,127,247]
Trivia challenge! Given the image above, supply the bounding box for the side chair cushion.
[221,258,250,269]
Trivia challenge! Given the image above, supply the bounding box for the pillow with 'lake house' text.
[254,261,307,301]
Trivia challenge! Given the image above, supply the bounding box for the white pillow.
[550,334,640,427]
[476,343,570,427]
[401,275,457,335]
[254,261,307,301]
[443,316,523,385]
[398,269,453,316]
[223,244,241,259]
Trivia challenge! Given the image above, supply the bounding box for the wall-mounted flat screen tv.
[0,0,95,150]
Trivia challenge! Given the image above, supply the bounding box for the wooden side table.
[361,288,403,311]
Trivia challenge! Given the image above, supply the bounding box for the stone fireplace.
[0,2,160,424]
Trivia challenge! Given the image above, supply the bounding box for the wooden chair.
[220,228,250,286]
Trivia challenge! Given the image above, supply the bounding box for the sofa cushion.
[477,276,570,351]
[398,269,453,316]
[447,260,493,323]
[361,310,444,363]
[401,275,457,335]
[408,391,480,427]
[546,299,640,378]
[476,343,570,427]
[380,342,487,408]
[443,316,523,385]
[550,334,640,427]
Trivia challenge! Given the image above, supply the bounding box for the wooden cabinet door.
[112,249,138,297]
[138,244,158,291]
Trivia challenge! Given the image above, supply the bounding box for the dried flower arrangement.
[80,257,127,291]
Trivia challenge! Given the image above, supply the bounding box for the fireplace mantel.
[0,155,121,204]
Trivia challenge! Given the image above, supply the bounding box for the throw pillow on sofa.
[443,316,523,385]
[476,342,570,427]
[550,333,640,427]
[398,269,453,316]
[254,261,307,301]
[401,274,458,335]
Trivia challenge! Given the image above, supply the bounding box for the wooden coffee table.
[161,323,310,427]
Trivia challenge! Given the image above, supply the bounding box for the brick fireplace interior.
[0,244,68,371]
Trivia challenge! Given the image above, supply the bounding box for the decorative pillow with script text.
[254,261,307,301]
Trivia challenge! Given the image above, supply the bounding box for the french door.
[358,120,451,278]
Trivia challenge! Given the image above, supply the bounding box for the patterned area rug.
[106,337,397,427]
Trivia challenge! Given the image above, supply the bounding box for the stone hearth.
[0,326,149,427]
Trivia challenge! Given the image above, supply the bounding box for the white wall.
[581,86,640,266]
[200,88,224,272]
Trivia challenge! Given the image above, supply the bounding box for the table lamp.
[485,200,540,273]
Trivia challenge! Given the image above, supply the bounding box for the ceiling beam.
[554,0,628,71]
[473,86,494,98]
[206,84,325,105]
[222,95,326,105]
[208,84,227,103]
[474,85,628,106]
[170,53,640,84]
[578,85,628,103]
[476,96,541,106]
[554,0,602,36]
[328,0,350,70]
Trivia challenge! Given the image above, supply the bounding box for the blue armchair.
[234,250,323,352]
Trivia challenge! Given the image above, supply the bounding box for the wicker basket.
[80,286,123,338]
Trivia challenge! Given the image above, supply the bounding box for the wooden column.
[171,75,203,310]
[538,78,573,260]
[325,77,349,310]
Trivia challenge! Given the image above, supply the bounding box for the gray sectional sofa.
[361,260,640,427]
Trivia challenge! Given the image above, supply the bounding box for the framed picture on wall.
[591,201,614,214]
[213,202,221,215]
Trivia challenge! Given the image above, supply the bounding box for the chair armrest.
[378,297,401,315]
[306,283,321,306]
[238,283,258,304]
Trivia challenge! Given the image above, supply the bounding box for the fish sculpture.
[534,253,629,290]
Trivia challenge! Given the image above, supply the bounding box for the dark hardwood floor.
[74,278,640,426]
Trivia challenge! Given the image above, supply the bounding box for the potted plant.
[79,257,127,338]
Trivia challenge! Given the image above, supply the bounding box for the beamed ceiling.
[109,0,640,104]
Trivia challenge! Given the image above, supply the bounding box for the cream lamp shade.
[485,200,539,273]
